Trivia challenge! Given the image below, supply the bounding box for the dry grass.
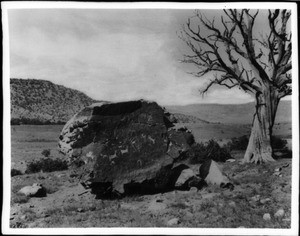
[10,125,292,228]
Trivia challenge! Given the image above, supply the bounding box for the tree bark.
[243,86,280,164]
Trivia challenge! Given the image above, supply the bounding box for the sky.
[7,7,291,106]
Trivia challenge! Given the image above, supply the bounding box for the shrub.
[25,158,68,174]
[205,140,232,162]
[71,158,85,168]
[41,149,51,157]
[228,135,249,151]
[187,140,231,164]
[228,135,288,151]
[271,136,288,150]
[11,168,23,177]
[11,192,30,204]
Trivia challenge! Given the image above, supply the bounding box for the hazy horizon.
[10,77,290,107]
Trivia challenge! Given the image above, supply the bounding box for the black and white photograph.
[2,2,299,235]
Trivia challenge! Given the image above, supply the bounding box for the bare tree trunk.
[243,86,279,164]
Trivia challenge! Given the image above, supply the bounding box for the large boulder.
[58,100,194,198]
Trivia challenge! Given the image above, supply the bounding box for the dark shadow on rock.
[220,182,234,191]
[188,177,208,190]
[92,100,142,116]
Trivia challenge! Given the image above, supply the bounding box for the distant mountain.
[10,78,97,124]
[10,78,292,125]
[170,113,210,124]
[166,100,291,125]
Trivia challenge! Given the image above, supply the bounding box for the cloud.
[8,9,255,105]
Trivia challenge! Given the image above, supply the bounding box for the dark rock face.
[59,100,194,198]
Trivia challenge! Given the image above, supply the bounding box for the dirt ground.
[10,153,292,228]
[9,124,293,228]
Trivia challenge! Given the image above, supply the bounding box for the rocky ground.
[10,152,292,228]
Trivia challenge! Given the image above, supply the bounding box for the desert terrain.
[10,116,292,228]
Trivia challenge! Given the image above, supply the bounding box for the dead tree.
[180,9,292,163]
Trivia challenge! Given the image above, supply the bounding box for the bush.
[11,192,30,204]
[228,135,249,151]
[25,158,68,174]
[228,135,288,151]
[11,168,23,177]
[187,140,231,164]
[271,136,288,150]
[41,149,51,157]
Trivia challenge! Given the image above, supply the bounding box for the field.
[9,121,293,229]
[11,125,65,172]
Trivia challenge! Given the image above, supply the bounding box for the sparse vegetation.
[11,192,30,204]
[271,136,288,150]
[227,135,288,151]
[227,135,250,151]
[11,118,65,125]
[10,78,96,125]
[41,149,51,157]
[25,158,68,174]
[187,140,231,164]
[10,115,292,228]
[11,168,23,177]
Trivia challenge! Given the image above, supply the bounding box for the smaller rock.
[77,208,84,213]
[20,215,27,220]
[190,187,198,193]
[282,163,289,168]
[156,199,163,203]
[229,201,236,207]
[89,206,96,211]
[42,213,50,218]
[251,195,260,202]
[167,218,180,226]
[274,172,281,176]
[263,213,271,221]
[175,169,195,188]
[10,217,14,220]
[19,183,47,197]
[220,182,234,191]
[185,212,193,218]
[29,205,34,208]
[78,190,89,196]
[275,167,282,172]
[226,159,236,163]
[260,198,271,204]
[274,209,285,218]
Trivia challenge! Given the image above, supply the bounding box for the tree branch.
[180,9,292,99]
